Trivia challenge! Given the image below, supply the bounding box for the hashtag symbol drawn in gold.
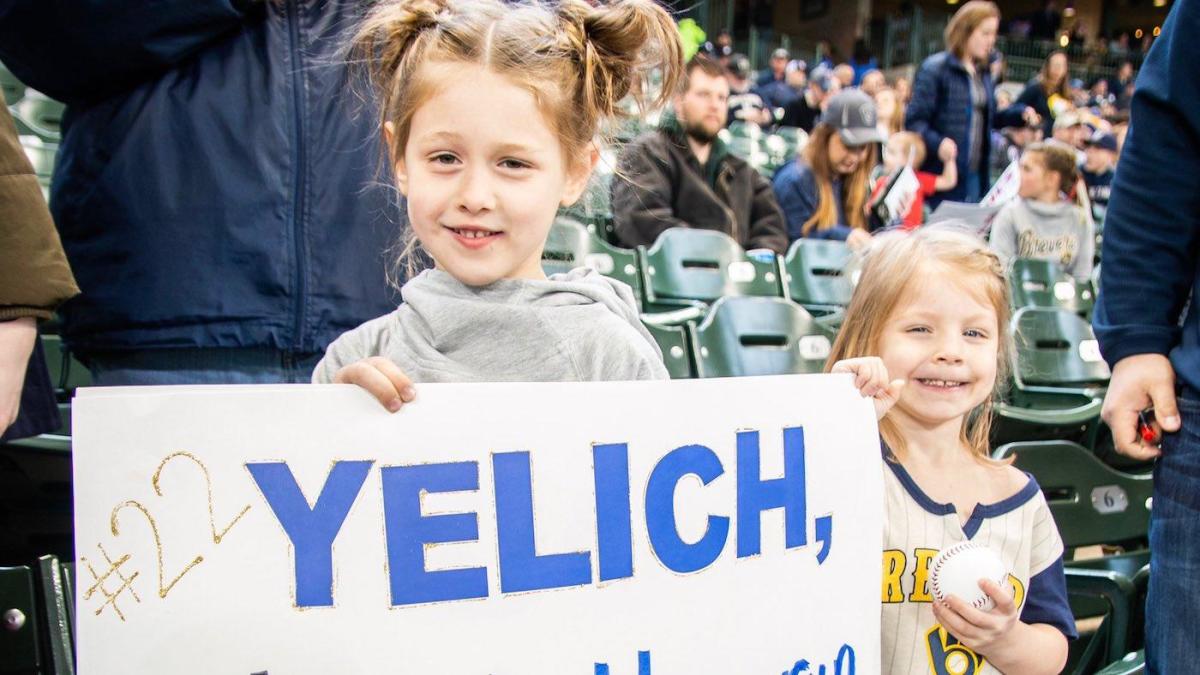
[81,543,142,622]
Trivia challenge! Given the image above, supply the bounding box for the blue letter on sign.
[246,460,373,608]
[645,445,729,573]
[494,452,592,593]
[593,443,634,582]
[736,427,807,557]
[382,462,488,606]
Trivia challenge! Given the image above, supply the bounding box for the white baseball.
[929,542,1009,611]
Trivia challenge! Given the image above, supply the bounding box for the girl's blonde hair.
[825,226,1014,462]
[943,0,1000,65]
[800,124,874,236]
[352,0,684,278]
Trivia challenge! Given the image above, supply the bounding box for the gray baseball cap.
[820,88,885,147]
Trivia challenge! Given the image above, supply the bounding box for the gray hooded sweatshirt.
[312,267,668,384]
[988,198,1095,282]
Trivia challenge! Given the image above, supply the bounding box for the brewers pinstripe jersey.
[880,454,1077,675]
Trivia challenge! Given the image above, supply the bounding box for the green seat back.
[688,296,832,377]
[37,555,73,675]
[992,441,1151,549]
[1013,307,1111,389]
[992,389,1103,450]
[782,238,853,312]
[12,91,63,142]
[1095,650,1144,675]
[1010,258,1095,317]
[542,218,641,299]
[20,137,56,180]
[0,64,25,105]
[642,322,693,379]
[639,228,781,307]
[0,565,41,674]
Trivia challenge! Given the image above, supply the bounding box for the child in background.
[871,131,957,229]
[314,0,684,405]
[829,226,1075,675]
[1081,131,1118,211]
[988,141,1095,281]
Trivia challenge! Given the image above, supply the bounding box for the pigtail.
[557,0,684,126]
[352,0,457,156]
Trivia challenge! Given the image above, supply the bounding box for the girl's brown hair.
[352,0,684,279]
[943,1,1000,64]
[1038,50,1070,100]
[825,226,1014,462]
[1024,140,1079,195]
[800,124,875,236]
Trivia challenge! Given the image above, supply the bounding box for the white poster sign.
[72,376,883,674]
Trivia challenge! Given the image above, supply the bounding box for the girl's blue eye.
[964,329,988,339]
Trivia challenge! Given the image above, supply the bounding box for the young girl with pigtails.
[314,0,686,399]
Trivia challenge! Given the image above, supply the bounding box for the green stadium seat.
[1095,651,1145,675]
[642,321,693,379]
[992,389,1103,450]
[1064,569,1139,674]
[11,91,63,142]
[0,62,25,106]
[20,137,56,182]
[638,228,783,313]
[780,238,854,316]
[0,565,41,674]
[1009,258,1095,318]
[992,440,1151,669]
[36,555,73,675]
[687,296,832,378]
[1012,307,1110,395]
[542,217,642,299]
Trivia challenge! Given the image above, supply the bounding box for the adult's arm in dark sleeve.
[904,60,946,163]
[1093,0,1200,366]
[611,139,691,249]
[0,0,263,105]
[745,170,789,253]
[993,102,1029,129]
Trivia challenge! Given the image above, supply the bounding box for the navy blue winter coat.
[905,51,1026,205]
[0,1,399,356]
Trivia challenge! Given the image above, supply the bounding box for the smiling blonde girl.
[830,226,1075,674]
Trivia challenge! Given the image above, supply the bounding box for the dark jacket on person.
[1016,77,1057,136]
[1094,0,1200,397]
[0,1,398,357]
[611,121,788,253]
[905,51,1028,204]
[771,158,854,242]
[0,104,79,441]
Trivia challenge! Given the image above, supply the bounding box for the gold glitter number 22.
[109,500,203,599]
[152,451,251,545]
[106,451,251,600]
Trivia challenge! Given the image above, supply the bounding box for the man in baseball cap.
[1052,110,1087,149]
[757,47,795,108]
[820,88,886,147]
